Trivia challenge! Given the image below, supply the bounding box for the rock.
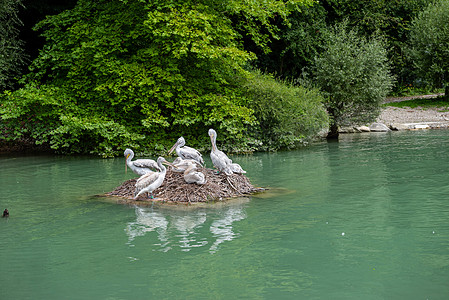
[414,124,430,129]
[369,123,391,132]
[357,126,371,132]
[339,127,356,133]
[390,123,413,131]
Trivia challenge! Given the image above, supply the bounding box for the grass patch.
[384,96,449,111]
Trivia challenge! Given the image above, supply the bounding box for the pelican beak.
[162,160,175,167]
[210,135,216,151]
[125,153,130,173]
[168,142,178,155]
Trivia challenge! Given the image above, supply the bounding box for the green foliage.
[1,0,312,156]
[243,71,329,150]
[384,96,449,110]
[0,0,28,90]
[408,0,449,96]
[312,21,394,135]
[255,0,428,92]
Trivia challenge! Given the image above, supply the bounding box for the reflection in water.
[125,201,247,253]
[209,206,246,253]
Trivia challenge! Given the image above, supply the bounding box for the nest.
[107,167,263,203]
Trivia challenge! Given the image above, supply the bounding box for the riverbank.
[340,94,449,133]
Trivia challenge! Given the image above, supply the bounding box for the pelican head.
[158,157,174,168]
[168,136,186,154]
[124,148,134,173]
[124,148,133,159]
[208,129,217,151]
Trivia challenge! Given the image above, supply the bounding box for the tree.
[1,0,313,156]
[0,0,28,90]
[409,0,449,99]
[253,0,428,92]
[313,22,394,138]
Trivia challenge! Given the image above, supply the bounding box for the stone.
[369,123,391,132]
[414,124,430,129]
[357,126,371,132]
[390,123,413,131]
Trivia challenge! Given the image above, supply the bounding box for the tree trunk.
[445,85,449,101]
[326,123,339,139]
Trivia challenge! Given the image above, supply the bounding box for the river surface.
[1,130,449,299]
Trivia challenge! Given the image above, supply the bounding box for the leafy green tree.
[254,0,427,91]
[313,22,394,138]
[409,0,449,99]
[0,0,27,90]
[1,0,313,156]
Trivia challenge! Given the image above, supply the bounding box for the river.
[1,130,449,299]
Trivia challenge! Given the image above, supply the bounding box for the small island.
[107,167,263,205]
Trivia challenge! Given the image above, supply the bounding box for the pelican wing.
[172,158,202,172]
[230,163,246,174]
[133,159,161,171]
[184,170,206,184]
[180,146,204,164]
[210,150,233,175]
[135,171,159,190]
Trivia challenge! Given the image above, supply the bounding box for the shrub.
[243,70,329,150]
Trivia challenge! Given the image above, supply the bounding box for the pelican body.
[169,137,204,166]
[124,149,161,176]
[183,162,206,185]
[171,157,203,173]
[208,129,246,175]
[134,157,172,199]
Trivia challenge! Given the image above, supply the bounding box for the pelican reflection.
[125,201,248,253]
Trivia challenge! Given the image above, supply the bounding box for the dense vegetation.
[408,0,449,100]
[0,0,447,156]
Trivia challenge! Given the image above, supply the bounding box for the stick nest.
[107,167,262,203]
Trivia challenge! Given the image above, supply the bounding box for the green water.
[1,130,449,299]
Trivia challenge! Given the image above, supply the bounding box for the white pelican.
[168,137,204,166]
[208,128,246,175]
[183,162,206,185]
[171,157,203,173]
[134,157,173,200]
[124,148,161,176]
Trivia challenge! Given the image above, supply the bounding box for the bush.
[243,70,329,150]
[313,21,394,137]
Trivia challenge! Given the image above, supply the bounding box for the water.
[1,130,449,299]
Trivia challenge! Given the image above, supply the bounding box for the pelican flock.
[123,129,246,201]
[124,148,161,176]
[134,157,173,199]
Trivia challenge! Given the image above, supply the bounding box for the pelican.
[168,137,204,166]
[208,128,246,175]
[171,157,203,173]
[183,162,206,185]
[134,157,173,200]
[124,148,161,176]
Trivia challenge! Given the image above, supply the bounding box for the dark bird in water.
[3,209,9,218]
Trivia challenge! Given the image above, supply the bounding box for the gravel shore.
[377,106,449,125]
[376,94,449,130]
